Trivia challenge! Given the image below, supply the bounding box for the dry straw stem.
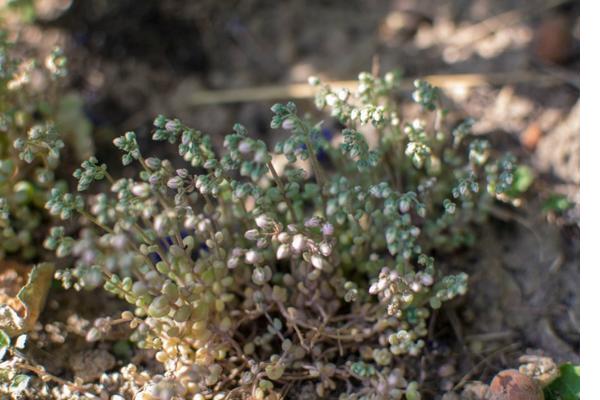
[188,71,562,106]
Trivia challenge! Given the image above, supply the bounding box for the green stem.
[267,161,299,224]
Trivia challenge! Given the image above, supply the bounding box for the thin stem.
[79,210,114,234]
[295,117,327,188]
[304,139,326,187]
[105,171,116,185]
[267,161,299,223]
[15,362,88,393]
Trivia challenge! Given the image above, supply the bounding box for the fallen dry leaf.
[0,262,54,337]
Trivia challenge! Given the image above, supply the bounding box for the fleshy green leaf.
[544,363,580,400]
[10,374,31,394]
[506,165,535,197]
[543,194,574,214]
[0,329,10,360]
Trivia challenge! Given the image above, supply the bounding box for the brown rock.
[488,369,543,400]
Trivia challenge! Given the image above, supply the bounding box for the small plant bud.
[110,234,128,249]
[183,235,195,249]
[197,219,210,233]
[131,183,151,197]
[399,200,410,213]
[276,244,290,259]
[282,119,295,130]
[319,242,332,257]
[322,223,334,236]
[121,311,134,320]
[337,88,349,101]
[86,327,102,342]
[421,274,434,286]
[310,255,324,270]
[325,94,338,106]
[145,157,161,169]
[245,250,262,265]
[252,266,272,285]
[165,120,179,132]
[245,229,260,241]
[238,140,252,154]
[277,232,290,243]
[227,257,239,269]
[304,216,320,228]
[255,214,272,229]
[291,234,306,253]
[167,176,183,189]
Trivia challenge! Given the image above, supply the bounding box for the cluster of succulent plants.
[0,32,67,261]
[0,64,517,399]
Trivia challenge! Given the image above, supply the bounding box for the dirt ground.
[6,0,580,397]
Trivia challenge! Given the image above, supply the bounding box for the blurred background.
[4,0,579,210]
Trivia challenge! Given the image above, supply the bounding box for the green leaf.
[543,194,574,214]
[507,165,535,197]
[0,329,10,360]
[544,364,580,400]
[10,374,31,394]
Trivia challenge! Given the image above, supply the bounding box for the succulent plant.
[0,33,67,261]
[36,68,520,399]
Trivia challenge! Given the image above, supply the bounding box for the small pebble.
[488,369,543,400]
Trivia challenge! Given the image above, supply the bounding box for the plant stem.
[267,161,299,223]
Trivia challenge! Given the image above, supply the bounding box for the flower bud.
[304,216,320,228]
[244,229,260,241]
[282,119,295,130]
[291,234,306,253]
[277,232,290,243]
[310,255,324,270]
[319,242,332,257]
[276,244,290,260]
[255,214,272,229]
[322,223,334,236]
[238,140,252,154]
[145,157,162,170]
[131,183,150,197]
[227,257,239,269]
[421,274,434,286]
[245,250,262,265]
[167,176,183,189]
